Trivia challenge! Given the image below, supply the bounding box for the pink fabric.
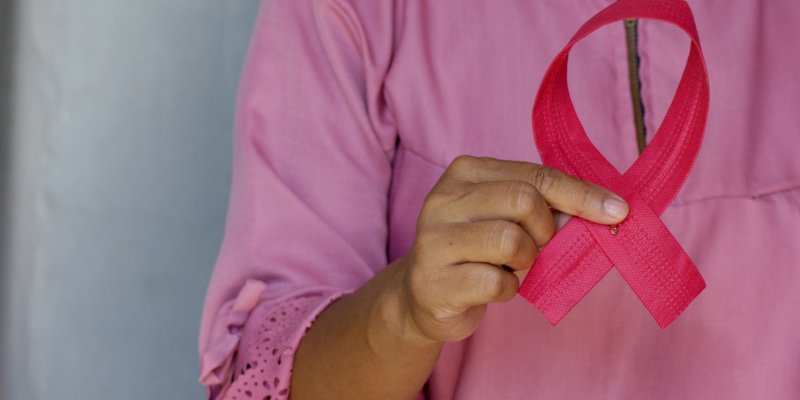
[199,0,800,398]
[520,0,707,328]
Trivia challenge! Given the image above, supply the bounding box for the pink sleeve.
[197,0,404,398]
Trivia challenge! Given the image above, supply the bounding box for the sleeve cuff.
[200,280,350,399]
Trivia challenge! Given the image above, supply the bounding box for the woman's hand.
[398,155,629,344]
[292,155,630,400]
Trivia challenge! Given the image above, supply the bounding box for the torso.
[382,1,800,398]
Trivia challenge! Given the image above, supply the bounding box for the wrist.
[367,257,443,355]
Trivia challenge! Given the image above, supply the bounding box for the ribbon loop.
[518,0,709,328]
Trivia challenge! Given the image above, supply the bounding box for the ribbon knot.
[518,0,709,328]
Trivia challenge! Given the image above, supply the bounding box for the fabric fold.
[199,279,268,386]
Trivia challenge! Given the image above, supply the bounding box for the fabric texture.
[199,0,800,399]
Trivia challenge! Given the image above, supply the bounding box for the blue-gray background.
[0,1,261,398]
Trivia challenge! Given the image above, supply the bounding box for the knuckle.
[449,154,479,174]
[490,222,523,262]
[481,270,508,300]
[421,190,449,211]
[448,155,494,182]
[576,186,595,217]
[420,182,469,221]
[506,182,538,216]
[528,165,562,195]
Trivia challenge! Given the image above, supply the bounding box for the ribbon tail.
[586,198,707,328]
[619,246,706,329]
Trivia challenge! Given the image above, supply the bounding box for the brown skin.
[290,155,629,400]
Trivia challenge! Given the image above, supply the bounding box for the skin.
[290,155,629,400]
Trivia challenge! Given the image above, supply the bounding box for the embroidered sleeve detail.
[217,291,348,400]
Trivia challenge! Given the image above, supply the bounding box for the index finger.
[448,155,628,225]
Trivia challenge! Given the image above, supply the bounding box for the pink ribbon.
[518,0,709,328]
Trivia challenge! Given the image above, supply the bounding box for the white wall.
[1,1,261,398]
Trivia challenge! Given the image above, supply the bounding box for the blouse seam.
[672,180,800,206]
[401,145,448,169]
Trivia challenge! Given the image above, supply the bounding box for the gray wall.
[1,1,261,399]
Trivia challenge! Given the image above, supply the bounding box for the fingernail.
[603,196,629,220]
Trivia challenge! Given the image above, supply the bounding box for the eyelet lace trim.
[219,294,344,399]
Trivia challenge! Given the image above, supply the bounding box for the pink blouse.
[198,1,800,399]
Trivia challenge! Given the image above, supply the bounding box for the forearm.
[290,257,442,400]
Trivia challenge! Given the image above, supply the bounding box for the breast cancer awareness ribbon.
[517,0,709,328]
